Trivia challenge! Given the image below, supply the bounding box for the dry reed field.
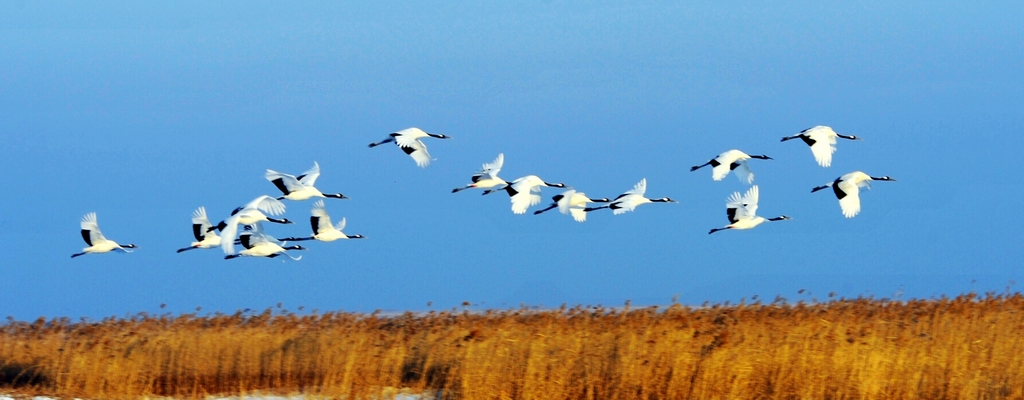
[2,293,1024,399]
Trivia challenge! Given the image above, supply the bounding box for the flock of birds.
[71,126,895,259]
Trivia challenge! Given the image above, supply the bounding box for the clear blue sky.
[1,2,1021,320]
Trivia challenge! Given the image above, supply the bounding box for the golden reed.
[2,293,1023,399]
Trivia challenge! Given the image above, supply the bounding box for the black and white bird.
[533,189,610,222]
[71,213,136,258]
[176,206,221,253]
[812,171,896,218]
[368,127,451,168]
[225,227,305,260]
[503,175,567,214]
[265,161,348,201]
[279,200,365,242]
[212,195,292,232]
[690,149,772,184]
[217,195,293,256]
[708,185,791,234]
[781,126,862,167]
[584,178,676,215]
[452,153,508,194]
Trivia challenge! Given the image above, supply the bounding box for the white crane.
[812,171,896,218]
[584,178,676,215]
[71,212,136,258]
[368,127,451,168]
[218,195,293,256]
[265,161,348,201]
[781,126,862,167]
[533,189,610,222]
[503,175,567,214]
[225,227,305,260]
[452,153,508,194]
[690,149,772,184]
[279,200,365,242]
[708,186,791,234]
[176,206,221,253]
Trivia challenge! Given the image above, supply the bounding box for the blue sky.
[1,2,1022,320]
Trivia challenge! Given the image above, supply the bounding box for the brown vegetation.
[2,293,1024,399]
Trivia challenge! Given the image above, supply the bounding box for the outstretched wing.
[220,214,242,255]
[733,160,754,184]
[478,153,504,179]
[191,207,215,241]
[836,180,862,218]
[806,128,838,167]
[625,178,646,196]
[243,195,286,216]
[80,212,105,245]
[556,190,577,215]
[566,192,589,222]
[265,169,304,195]
[725,185,759,222]
[310,200,335,235]
[510,191,542,214]
[611,195,642,215]
[403,140,431,168]
[296,161,321,186]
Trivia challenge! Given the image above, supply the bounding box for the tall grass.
[2,293,1024,399]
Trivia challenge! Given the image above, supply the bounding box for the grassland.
[2,293,1024,399]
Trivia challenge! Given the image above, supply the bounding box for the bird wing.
[191,207,214,241]
[394,129,427,147]
[612,195,644,215]
[807,128,838,167]
[403,140,432,168]
[724,185,759,221]
[711,163,732,181]
[220,214,242,255]
[741,185,759,218]
[80,212,105,245]
[265,169,305,195]
[733,160,754,184]
[335,217,347,232]
[310,200,335,235]
[569,207,588,222]
[191,207,212,228]
[566,192,589,222]
[555,190,577,215]
[625,178,647,196]
[725,191,744,223]
[245,195,286,216]
[479,153,504,179]
[711,150,742,181]
[510,191,542,214]
[836,179,862,218]
[296,161,321,186]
